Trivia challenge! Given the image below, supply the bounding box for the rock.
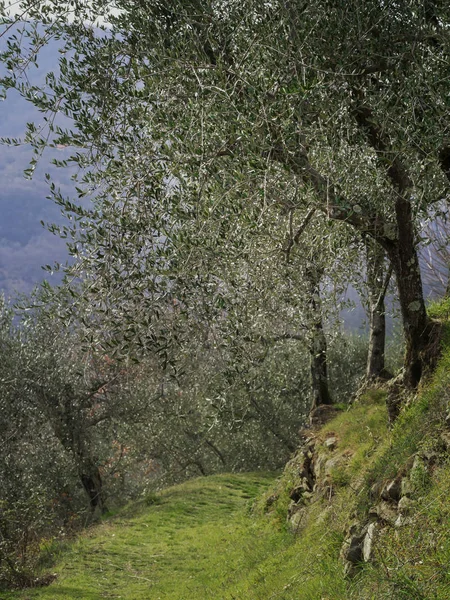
[371,501,398,526]
[395,515,413,528]
[292,449,315,490]
[299,467,314,489]
[397,496,416,515]
[288,505,305,533]
[341,522,370,577]
[420,449,439,465]
[289,481,312,503]
[324,455,346,476]
[312,453,327,480]
[363,522,378,562]
[401,477,413,498]
[287,500,297,520]
[312,453,348,497]
[289,486,303,503]
[370,480,384,501]
[324,436,338,450]
[440,431,450,451]
[302,476,313,490]
[342,531,365,564]
[381,477,402,502]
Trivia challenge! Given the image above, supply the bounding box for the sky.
[0,6,122,300]
[0,36,74,299]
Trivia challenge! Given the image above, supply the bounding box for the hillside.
[2,3,450,598]
[3,473,288,600]
[4,315,450,599]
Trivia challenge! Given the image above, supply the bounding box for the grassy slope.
[5,310,450,600]
[5,473,297,600]
[0,397,396,600]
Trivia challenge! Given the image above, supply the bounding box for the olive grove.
[0,0,449,587]
[2,0,448,384]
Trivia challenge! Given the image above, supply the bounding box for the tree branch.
[352,103,413,194]
[375,261,394,311]
[204,439,226,465]
[285,206,316,261]
[270,145,380,234]
[439,146,450,185]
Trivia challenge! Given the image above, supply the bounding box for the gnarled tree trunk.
[366,240,391,380]
[305,266,333,410]
[383,200,430,388]
[80,460,106,514]
[353,104,430,388]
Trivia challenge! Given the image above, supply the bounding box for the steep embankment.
[5,313,450,599]
[255,305,450,599]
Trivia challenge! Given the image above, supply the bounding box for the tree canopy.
[3,2,450,585]
[1,0,449,384]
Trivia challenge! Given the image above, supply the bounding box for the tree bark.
[305,266,333,409]
[75,450,107,514]
[80,460,106,514]
[36,389,107,514]
[352,104,430,388]
[382,201,430,388]
[366,240,391,380]
[310,319,333,409]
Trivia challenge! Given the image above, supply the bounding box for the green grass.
[4,380,448,600]
[347,321,450,600]
[3,388,448,600]
[3,473,301,600]
[427,296,450,320]
[351,459,450,600]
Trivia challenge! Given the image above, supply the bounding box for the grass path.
[6,473,295,600]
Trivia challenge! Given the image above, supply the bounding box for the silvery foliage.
[5,1,444,361]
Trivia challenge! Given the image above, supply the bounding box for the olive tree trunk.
[80,460,106,514]
[383,199,430,388]
[366,240,391,380]
[305,266,333,409]
[352,105,430,388]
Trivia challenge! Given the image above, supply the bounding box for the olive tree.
[2,0,448,390]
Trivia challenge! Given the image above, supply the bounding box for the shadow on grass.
[41,586,104,599]
[1,585,105,600]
